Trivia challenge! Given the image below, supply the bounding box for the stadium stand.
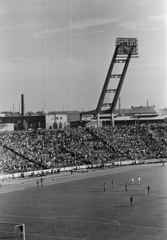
[0,123,167,175]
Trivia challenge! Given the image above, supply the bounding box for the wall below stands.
[0,158,166,180]
[0,124,14,131]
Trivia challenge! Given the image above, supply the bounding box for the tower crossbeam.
[80,38,138,127]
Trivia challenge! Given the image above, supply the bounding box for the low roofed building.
[129,106,160,117]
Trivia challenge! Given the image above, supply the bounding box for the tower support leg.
[111,113,114,127]
[97,113,100,128]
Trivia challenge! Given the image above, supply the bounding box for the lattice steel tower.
[80,38,138,127]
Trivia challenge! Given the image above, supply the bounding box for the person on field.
[125,183,128,192]
[40,178,44,187]
[131,177,134,185]
[147,186,150,194]
[104,182,106,191]
[111,180,114,188]
[138,176,141,184]
[37,180,39,187]
[130,195,134,206]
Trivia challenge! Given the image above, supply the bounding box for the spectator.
[0,123,166,174]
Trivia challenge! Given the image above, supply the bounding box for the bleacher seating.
[0,123,166,174]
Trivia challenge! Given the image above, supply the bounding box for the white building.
[0,123,14,131]
[46,114,67,129]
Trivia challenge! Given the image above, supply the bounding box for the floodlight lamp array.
[116,38,138,56]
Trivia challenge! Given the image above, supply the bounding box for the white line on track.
[0,214,120,226]
[1,214,166,231]
[26,233,86,240]
[119,223,167,230]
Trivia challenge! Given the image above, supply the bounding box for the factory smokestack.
[21,94,24,116]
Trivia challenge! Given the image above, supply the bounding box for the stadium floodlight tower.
[80,38,138,127]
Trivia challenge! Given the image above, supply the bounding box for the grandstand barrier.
[0,159,166,180]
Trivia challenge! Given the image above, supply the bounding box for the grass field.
[0,163,167,240]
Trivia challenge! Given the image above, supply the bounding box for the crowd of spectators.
[0,123,166,174]
[88,124,167,161]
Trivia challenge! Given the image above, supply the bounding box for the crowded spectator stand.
[0,123,166,179]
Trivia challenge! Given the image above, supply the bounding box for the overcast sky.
[0,0,166,113]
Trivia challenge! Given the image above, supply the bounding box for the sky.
[0,0,167,113]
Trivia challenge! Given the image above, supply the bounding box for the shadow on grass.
[90,189,125,193]
[1,238,13,239]
[133,193,146,196]
[111,190,126,192]
[90,190,102,193]
[114,205,131,208]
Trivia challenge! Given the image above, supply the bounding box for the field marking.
[0,216,166,232]
[0,213,120,226]
[26,232,86,240]
[119,223,167,230]
[1,214,166,231]
[54,218,120,226]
